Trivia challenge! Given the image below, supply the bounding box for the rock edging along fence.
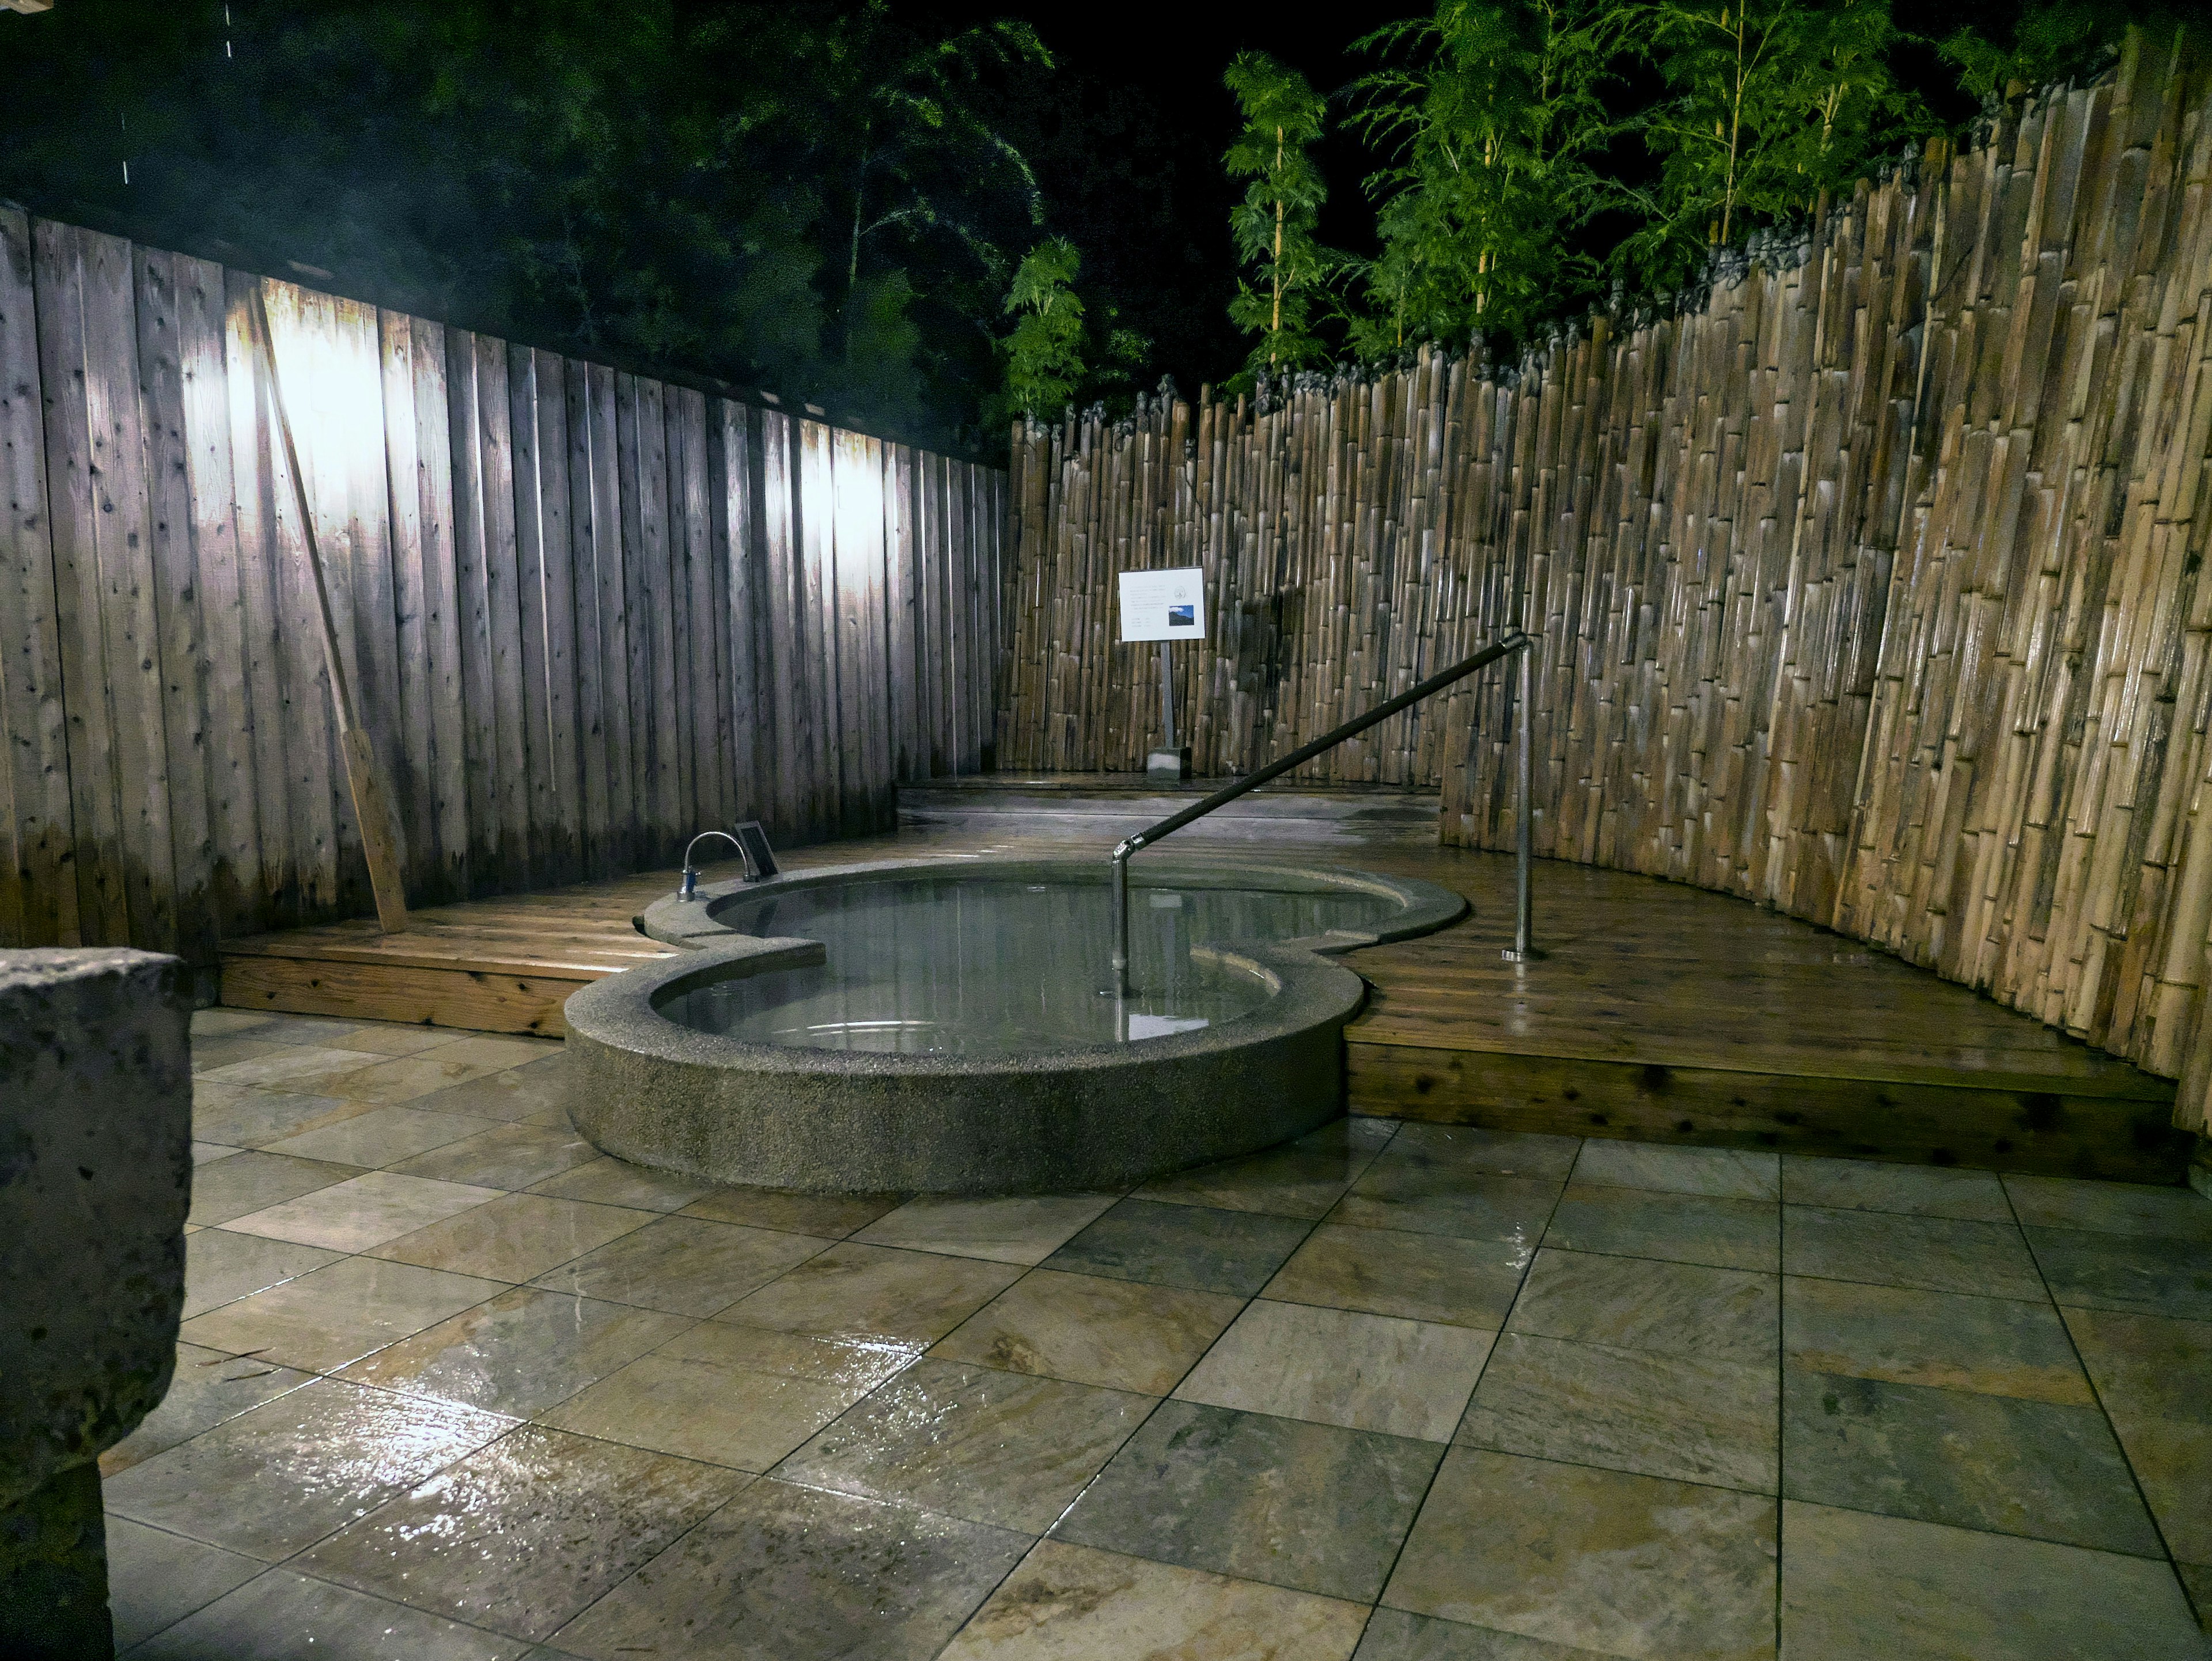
[0,206,1005,966]
[999,36,2212,1137]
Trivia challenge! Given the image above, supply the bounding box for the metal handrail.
[1109,629,1539,993]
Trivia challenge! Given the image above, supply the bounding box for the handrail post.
[1110,838,1135,996]
[1504,641,1539,963]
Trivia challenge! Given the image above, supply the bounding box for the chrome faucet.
[680,830,747,902]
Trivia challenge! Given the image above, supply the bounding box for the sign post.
[1117,566,1206,780]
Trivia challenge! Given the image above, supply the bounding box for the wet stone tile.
[185,1151,364,1227]
[1053,1398,1442,1602]
[192,1141,243,1165]
[1570,1142,1780,1201]
[1264,1224,1529,1329]
[1781,1155,2012,1221]
[225,1171,503,1255]
[262,1104,503,1169]
[389,1122,603,1190]
[716,1242,1021,1345]
[529,1155,716,1212]
[680,1185,906,1238]
[2004,1175,2212,1240]
[103,1377,514,1560]
[189,1034,289,1074]
[410,1054,571,1123]
[331,1024,463,1057]
[104,1516,265,1650]
[131,1568,528,1661]
[1386,1124,1582,1181]
[100,1344,317,1478]
[181,1229,344,1321]
[195,1043,387,1090]
[243,1013,381,1047]
[2064,1306,2212,1564]
[179,1255,507,1374]
[932,1267,1243,1395]
[1353,1607,1619,1659]
[547,1478,1028,1661]
[2179,1562,2212,1633]
[300,1426,748,1642]
[2027,1225,2212,1321]
[1784,1205,2043,1301]
[1780,1499,2207,1660]
[1328,1163,1562,1247]
[778,1356,1153,1533]
[1383,1446,1776,1660]
[1041,1197,1312,1294]
[1458,1331,1777,1493]
[540,1321,914,1471]
[1137,1140,1377,1220]
[191,1087,378,1151]
[192,1008,273,1038]
[1507,1248,1778,1366]
[940,1539,1369,1661]
[530,1214,825,1316]
[1783,1370,2162,1556]
[1543,1184,1779,1272]
[310,1049,531,1107]
[1785,1276,2093,1404]
[1175,1300,1493,1443]
[338,1285,693,1417]
[368,1192,655,1282]
[853,1193,1120,1265]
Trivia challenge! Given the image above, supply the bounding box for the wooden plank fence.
[999,38,2212,1137]
[0,209,1005,967]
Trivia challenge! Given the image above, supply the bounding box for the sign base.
[1146,747,1192,782]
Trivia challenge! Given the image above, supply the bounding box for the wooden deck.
[218,809,2190,1183]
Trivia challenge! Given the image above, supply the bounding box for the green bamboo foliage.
[1224,52,1336,380]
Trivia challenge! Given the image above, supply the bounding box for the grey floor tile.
[941,1539,1369,1660]
[715,1241,1021,1344]
[181,1228,344,1320]
[190,1088,377,1151]
[547,1478,1028,1661]
[262,1104,503,1169]
[1054,1398,1441,1603]
[192,1009,273,1038]
[226,1171,505,1254]
[1570,1142,1780,1201]
[2004,1175,2212,1240]
[1508,1248,1778,1366]
[129,1568,527,1660]
[853,1193,1120,1265]
[1383,1446,1775,1661]
[407,1055,571,1123]
[2063,1306,2212,1562]
[530,1214,825,1315]
[1543,1184,1779,1272]
[1176,1299,1494,1443]
[777,1356,1153,1533]
[242,1014,381,1047]
[103,1377,513,1560]
[1353,1607,1618,1659]
[389,1123,602,1190]
[105,1518,264,1649]
[1137,1139,1378,1220]
[195,1043,385,1090]
[539,1320,914,1471]
[1458,1331,1777,1493]
[1785,1205,2043,1300]
[190,1034,289,1074]
[681,1186,907,1238]
[1780,1499,2208,1660]
[185,1151,364,1225]
[2028,1225,2212,1320]
[178,1255,507,1374]
[934,1267,1243,1395]
[1041,1197,1312,1293]
[298,1427,747,1641]
[1785,1274,2093,1404]
[1783,1369,2162,1556]
[1264,1224,1529,1329]
[192,1141,243,1166]
[367,1193,655,1282]
[338,1286,693,1417]
[528,1156,716,1212]
[1781,1155,2012,1221]
[1329,1163,1562,1246]
[1386,1125,1582,1181]
[2179,1562,2212,1633]
[100,1344,318,1477]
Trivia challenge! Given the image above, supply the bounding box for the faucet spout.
[680,830,747,902]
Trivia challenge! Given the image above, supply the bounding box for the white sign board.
[1118,566,1207,642]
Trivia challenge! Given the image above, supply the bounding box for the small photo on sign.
[1119,566,1207,642]
[1168,603,1195,627]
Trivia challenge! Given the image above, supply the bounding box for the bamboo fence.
[999,38,2212,1135]
[0,209,1005,968]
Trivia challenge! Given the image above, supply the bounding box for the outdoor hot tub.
[560,856,1465,1194]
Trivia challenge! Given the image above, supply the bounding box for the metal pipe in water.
[1109,842,1133,997]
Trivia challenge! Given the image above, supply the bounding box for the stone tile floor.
[104,1008,2212,1659]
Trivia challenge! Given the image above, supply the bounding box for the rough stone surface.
[0,948,192,1505]
[567,859,1462,1195]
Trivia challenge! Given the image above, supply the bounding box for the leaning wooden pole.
[248,278,411,932]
